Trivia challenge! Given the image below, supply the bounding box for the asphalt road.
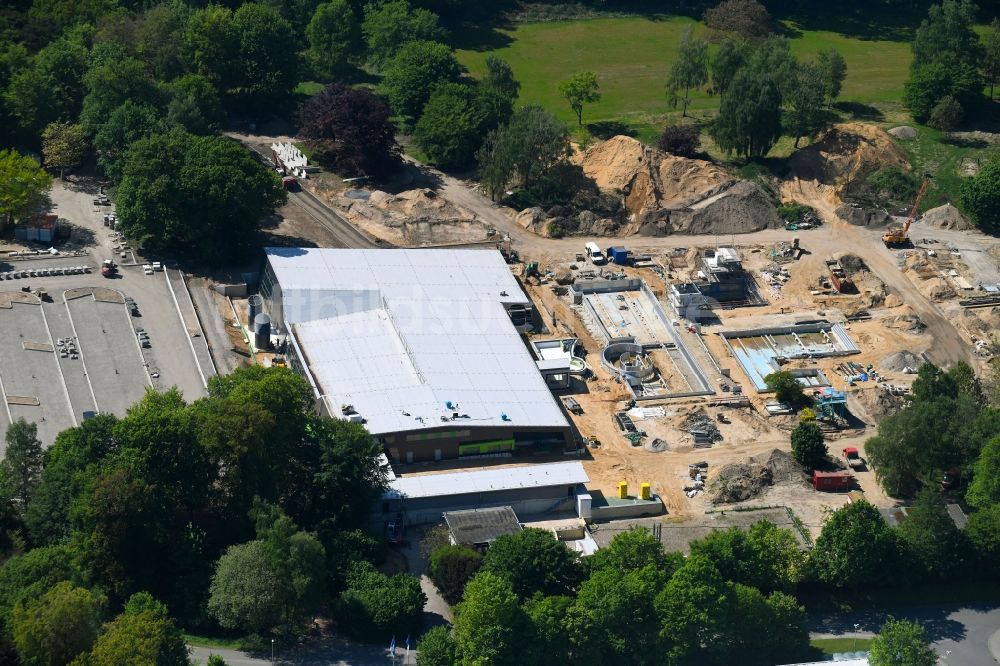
[811,603,1000,664]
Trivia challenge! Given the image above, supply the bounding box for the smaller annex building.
[261,247,573,463]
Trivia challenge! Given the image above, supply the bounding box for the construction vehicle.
[100,259,117,278]
[843,446,865,471]
[883,174,931,246]
[826,258,856,293]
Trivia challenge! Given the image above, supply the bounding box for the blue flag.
[405,635,411,652]
[389,635,396,654]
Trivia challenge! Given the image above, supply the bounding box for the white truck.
[585,242,605,265]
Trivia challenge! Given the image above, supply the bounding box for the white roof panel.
[387,462,589,499]
[270,248,568,435]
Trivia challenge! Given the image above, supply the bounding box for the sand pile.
[880,350,922,372]
[888,126,917,140]
[789,123,910,189]
[885,293,903,308]
[706,449,805,504]
[883,305,926,333]
[921,203,972,230]
[341,188,489,244]
[578,136,782,236]
[849,388,906,424]
[370,188,473,221]
[920,277,955,301]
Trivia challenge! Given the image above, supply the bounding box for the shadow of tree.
[832,101,885,122]
[587,120,637,139]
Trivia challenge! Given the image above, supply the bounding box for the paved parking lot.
[66,288,150,417]
[0,296,75,444]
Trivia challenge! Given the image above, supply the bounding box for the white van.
[585,242,605,264]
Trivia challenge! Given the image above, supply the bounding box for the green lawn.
[900,125,999,210]
[810,637,873,654]
[456,16,912,141]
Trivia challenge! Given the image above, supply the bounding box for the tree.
[476,106,570,198]
[898,486,970,579]
[135,1,193,81]
[297,83,399,177]
[928,94,963,130]
[479,56,520,130]
[0,545,85,646]
[966,503,1000,577]
[816,48,848,102]
[710,66,782,159]
[570,564,667,663]
[415,625,456,666]
[666,27,708,118]
[703,0,771,39]
[362,0,446,68]
[690,520,804,594]
[165,75,224,135]
[116,129,286,263]
[0,419,43,511]
[904,0,983,120]
[453,572,531,666]
[207,656,229,666]
[585,526,679,575]
[710,38,746,96]
[379,40,461,126]
[968,435,1000,509]
[790,421,827,469]
[306,0,360,79]
[784,62,827,147]
[763,371,806,406]
[0,150,52,226]
[984,18,1000,100]
[230,3,298,109]
[559,71,601,126]
[810,501,903,588]
[482,527,582,600]
[89,595,189,666]
[338,562,425,642]
[182,4,237,91]
[869,618,937,666]
[427,544,482,605]
[524,595,572,663]
[11,581,103,666]
[3,33,89,137]
[962,157,1000,231]
[92,102,166,183]
[41,123,87,179]
[658,124,700,157]
[80,58,164,136]
[415,83,485,169]
[208,540,284,634]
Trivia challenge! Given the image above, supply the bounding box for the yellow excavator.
[883,174,931,246]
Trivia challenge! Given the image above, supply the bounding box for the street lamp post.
[853,623,861,651]
[271,638,275,665]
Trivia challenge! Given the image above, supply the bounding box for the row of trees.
[0,367,390,664]
[665,30,847,158]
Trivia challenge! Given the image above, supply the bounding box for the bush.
[867,166,917,204]
[764,371,806,407]
[703,0,771,39]
[427,545,482,605]
[338,562,425,642]
[928,94,963,130]
[961,157,1000,230]
[776,203,815,225]
[790,422,827,469]
[657,124,700,157]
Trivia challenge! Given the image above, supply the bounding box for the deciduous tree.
[658,124,700,157]
[427,544,482,605]
[11,581,103,666]
[41,123,87,179]
[362,0,445,68]
[0,419,43,512]
[0,150,51,227]
[810,501,903,588]
[784,62,826,147]
[482,527,583,600]
[89,593,189,666]
[476,106,570,197]
[984,18,1000,100]
[230,3,298,109]
[306,0,360,79]
[710,38,746,96]
[968,435,1000,509]
[338,562,425,642]
[703,0,771,39]
[763,371,805,406]
[415,625,456,666]
[559,71,601,126]
[790,421,827,469]
[666,27,708,118]
[898,486,970,579]
[710,66,781,159]
[928,94,963,130]
[961,157,1000,231]
[379,40,461,126]
[869,618,937,666]
[415,82,485,169]
[453,572,530,666]
[816,48,847,102]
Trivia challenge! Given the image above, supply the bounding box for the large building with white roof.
[261,247,573,463]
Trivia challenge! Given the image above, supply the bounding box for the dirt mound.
[920,277,955,301]
[340,188,488,245]
[921,203,972,231]
[706,449,806,504]
[883,305,926,333]
[836,203,890,227]
[885,293,903,308]
[888,126,917,140]
[579,136,782,236]
[880,350,922,372]
[789,123,910,189]
[839,254,866,273]
[849,388,906,424]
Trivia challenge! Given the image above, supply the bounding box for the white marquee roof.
[386,462,589,499]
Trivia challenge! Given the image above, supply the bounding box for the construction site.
[233,123,1000,544]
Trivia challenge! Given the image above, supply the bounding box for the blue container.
[607,247,631,265]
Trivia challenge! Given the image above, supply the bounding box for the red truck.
[842,447,864,471]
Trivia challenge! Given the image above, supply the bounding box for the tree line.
[0,367,394,665]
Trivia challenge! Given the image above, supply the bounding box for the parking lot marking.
[114,288,154,389]
[39,299,78,427]
[62,290,101,414]
[163,270,208,388]
[0,367,13,426]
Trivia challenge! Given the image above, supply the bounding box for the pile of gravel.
[888,126,917,140]
[880,350,922,372]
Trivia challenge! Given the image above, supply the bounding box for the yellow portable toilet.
[640,482,651,500]
[617,480,628,499]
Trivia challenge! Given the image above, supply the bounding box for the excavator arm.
[883,173,932,246]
